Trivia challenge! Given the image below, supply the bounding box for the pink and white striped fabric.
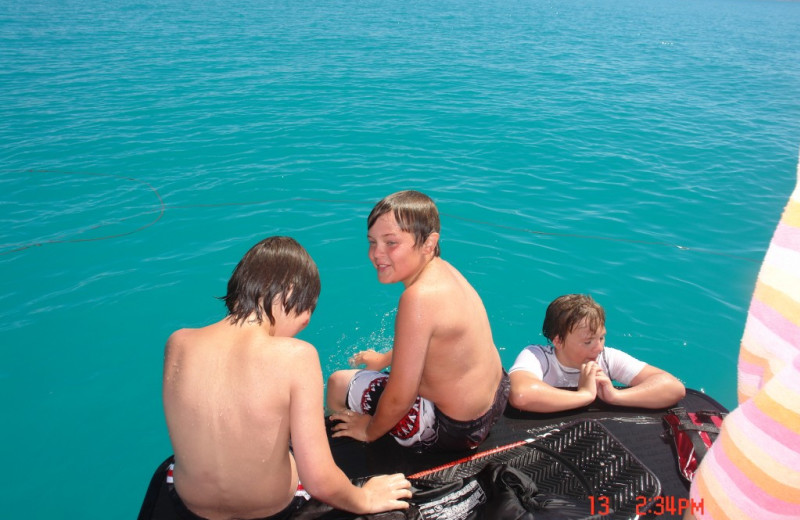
[690,152,800,519]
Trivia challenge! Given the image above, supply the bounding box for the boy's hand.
[330,410,372,442]
[594,369,619,404]
[349,349,389,371]
[361,473,412,512]
[577,361,599,401]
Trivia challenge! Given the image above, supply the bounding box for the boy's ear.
[423,232,440,253]
[269,292,288,318]
[552,335,564,349]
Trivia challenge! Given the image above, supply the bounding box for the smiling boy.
[509,294,685,413]
[326,191,509,451]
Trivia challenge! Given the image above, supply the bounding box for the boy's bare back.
[397,257,503,421]
[163,319,313,519]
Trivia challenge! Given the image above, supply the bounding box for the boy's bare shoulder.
[164,327,197,356]
[167,319,225,341]
[234,336,320,383]
[166,326,197,343]
[399,281,438,314]
[405,259,470,301]
[165,324,318,364]
[264,335,318,360]
[164,322,223,352]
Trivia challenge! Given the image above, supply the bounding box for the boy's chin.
[375,271,395,284]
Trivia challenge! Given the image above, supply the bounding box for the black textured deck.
[139,389,728,520]
[409,420,661,520]
[330,389,728,519]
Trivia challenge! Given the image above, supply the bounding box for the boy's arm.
[289,343,411,513]
[363,291,430,441]
[595,364,686,408]
[350,349,393,371]
[509,367,598,413]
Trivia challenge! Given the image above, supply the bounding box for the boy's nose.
[371,245,386,259]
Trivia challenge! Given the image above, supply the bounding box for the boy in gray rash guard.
[509,294,685,413]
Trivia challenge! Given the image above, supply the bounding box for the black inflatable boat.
[139,389,726,520]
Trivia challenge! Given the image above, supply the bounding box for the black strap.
[677,420,720,434]
[668,408,719,461]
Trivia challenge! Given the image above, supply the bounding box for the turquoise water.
[2,0,799,516]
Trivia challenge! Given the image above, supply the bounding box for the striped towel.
[690,152,800,519]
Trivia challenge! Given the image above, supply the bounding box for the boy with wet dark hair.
[509,294,685,413]
[541,293,605,346]
[222,235,321,326]
[326,191,509,451]
[162,236,410,520]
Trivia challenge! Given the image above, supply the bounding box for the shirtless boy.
[326,191,509,451]
[162,236,411,520]
[509,294,685,413]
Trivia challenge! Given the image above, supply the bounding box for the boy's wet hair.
[542,294,605,343]
[367,190,441,257]
[222,236,321,326]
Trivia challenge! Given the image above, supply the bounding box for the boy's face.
[553,318,606,369]
[367,212,430,286]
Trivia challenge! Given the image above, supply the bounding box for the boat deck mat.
[408,419,662,519]
[139,389,726,520]
[329,389,726,519]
